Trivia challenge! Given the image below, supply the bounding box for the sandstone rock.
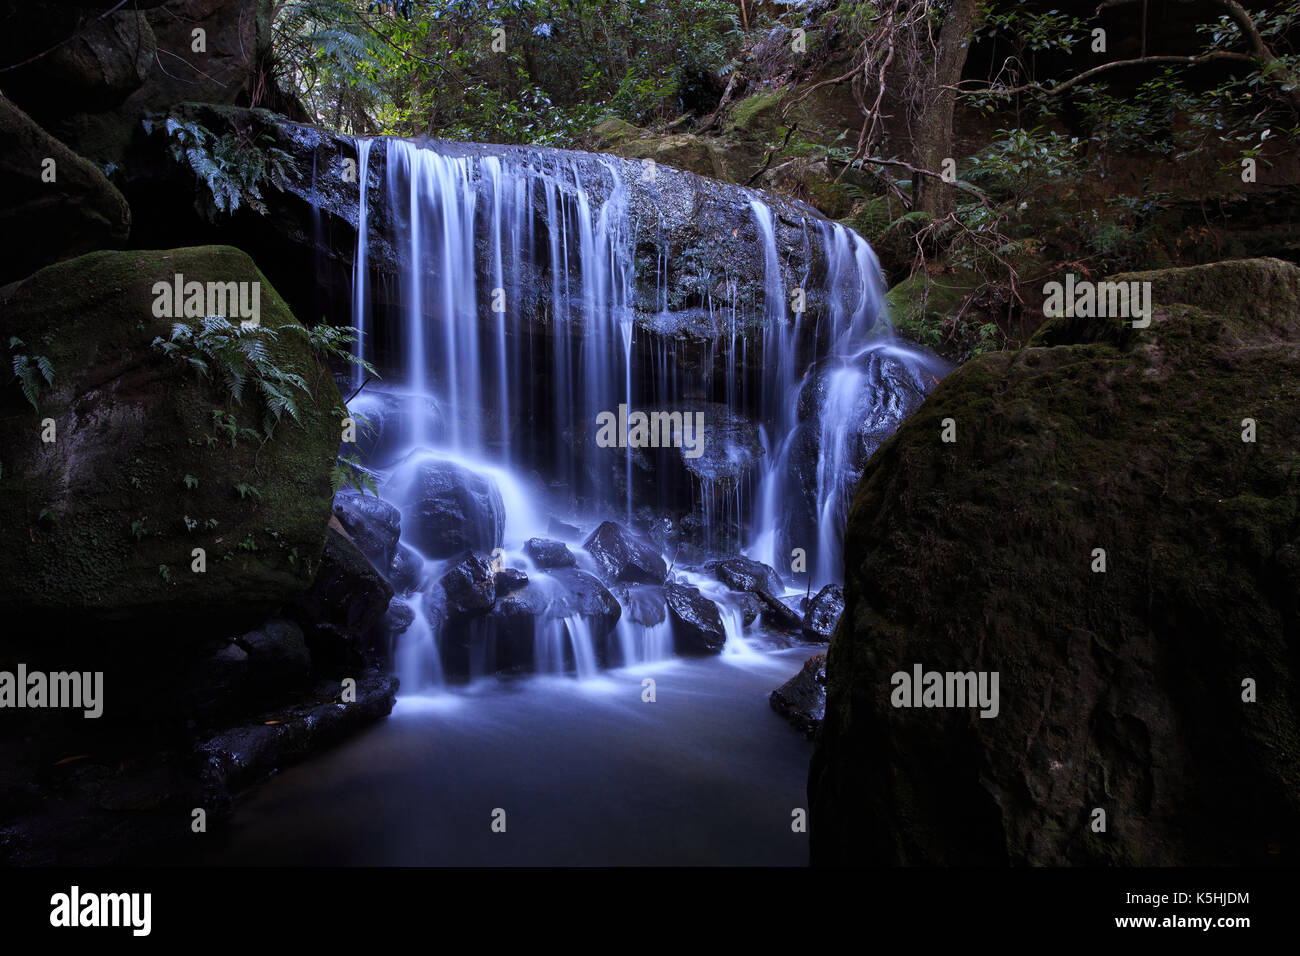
[810,259,1300,866]
[0,94,130,283]
[0,246,340,633]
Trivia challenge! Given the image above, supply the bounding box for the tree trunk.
[912,0,983,217]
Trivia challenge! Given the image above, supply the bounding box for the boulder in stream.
[802,584,844,643]
[524,537,577,569]
[666,582,727,655]
[771,653,827,739]
[583,520,666,585]
[393,457,504,560]
[332,489,401,570]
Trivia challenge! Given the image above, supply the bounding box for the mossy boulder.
[726,90,787,142]
[584,117,645,151]
[583,117,731,180]
[885,268,979,333]
[0,246,341,633]
[810,258,1300,866]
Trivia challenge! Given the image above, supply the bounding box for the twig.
[0,0,130,73]
[344,373,374,405]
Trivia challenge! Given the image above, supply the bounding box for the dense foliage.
[272,0,751,142]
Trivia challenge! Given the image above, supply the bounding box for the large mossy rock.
[810,258,1300,866]
[0,94,131,284]
[0,245,341,632]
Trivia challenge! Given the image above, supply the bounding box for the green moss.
[813,258,1300,866]
[839,194,901,242]
[726,90,787,140]
[584,116,644,151]
[0,246,341,630]
[884,268,983,355]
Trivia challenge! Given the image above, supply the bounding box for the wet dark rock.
[802,584,844,643]
[184,642,250,722]
[396,458,504,560]
[383,598,415,636]
[583,520,666,585]
[737,592,764,627]
[346,387,443,468]
[616,584,668,627]
[389,543,424,594]
[756,589,803,632]
[707,556,784,595]
[675,402,763,485]
[453,567,622,677]
[291,525,394,674]
[525,537,577,569]
[779,349,942,583]
[440,552,497,619]
[666,582,726,655]
[770,653,826,739]
[332,490,401,570]
[644,516,679,553]
[236,618,312,692]
[705,555,800,630]
[160,105,847,350]
[197,670,399,798]
[495,567,529,596]
[545,568,623,631]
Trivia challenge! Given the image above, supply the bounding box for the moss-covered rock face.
[0,94,131,284]
[810,258,1300,866]
[0,246,341,633]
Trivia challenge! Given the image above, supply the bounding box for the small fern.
[8,338,54,411]
[331,453,378,497]
[285,322,379,380]
[154,318,310,439]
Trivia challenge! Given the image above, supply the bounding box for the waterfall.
[345,137,946,688]
[350,138,372,390]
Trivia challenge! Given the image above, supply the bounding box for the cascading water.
[343,137,946,692]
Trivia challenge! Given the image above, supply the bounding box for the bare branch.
[958,50,1255,98]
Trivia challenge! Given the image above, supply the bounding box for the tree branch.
[834,154,994,208]
[959,50,1254,98]
[1095,0,1300,109]
[0,0,130,74]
